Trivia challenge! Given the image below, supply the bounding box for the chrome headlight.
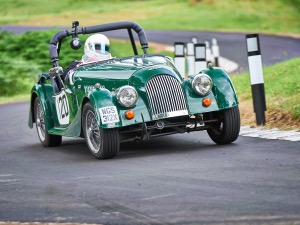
[191,74,213,96]
[116,86,138,108]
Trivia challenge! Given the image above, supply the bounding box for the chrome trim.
[145,75,188,119]
[191,74,213,96]
[116,85,138,108]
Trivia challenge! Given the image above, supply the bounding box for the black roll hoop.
[49,21,149,67]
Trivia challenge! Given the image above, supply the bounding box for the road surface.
[0,26,300,224]
[0,102,299,224]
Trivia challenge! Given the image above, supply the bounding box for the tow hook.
[155,120,165,130]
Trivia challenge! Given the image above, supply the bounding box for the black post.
[246,34,266,126]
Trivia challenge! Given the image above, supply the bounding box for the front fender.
[205,67,239,109]
[184,67,238,114]
[86,88,151,129]
[87,89,120,129]
[28,84,55,131]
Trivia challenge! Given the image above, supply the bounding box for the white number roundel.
[55,91,70,125]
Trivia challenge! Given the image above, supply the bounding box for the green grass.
[231,57,300,119]
[0,30,170,100]
[0,94,30,105]
[0,0,299,35]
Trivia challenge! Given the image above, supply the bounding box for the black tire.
[82,102,120,159]
[207,106,240,145]
[34,98,62,147]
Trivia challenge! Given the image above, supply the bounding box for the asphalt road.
[1,102,300,225]
[1,26,300,73]
[1,26,300,224]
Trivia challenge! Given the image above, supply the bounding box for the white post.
[194,43,207,74]
[186,42,195,76]
[204,40,213,63]
[191,36,198,44]
[174,42,185,79]
[246,34,266,126]
[211,38,220,67]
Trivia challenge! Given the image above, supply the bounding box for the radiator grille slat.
[145,75,188,119]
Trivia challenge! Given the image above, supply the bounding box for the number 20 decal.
[55,91,70,125]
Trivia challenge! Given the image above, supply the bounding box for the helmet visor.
[94,43,110,54]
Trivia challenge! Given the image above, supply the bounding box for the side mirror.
[70,20,82,50]
[70,37,82,50]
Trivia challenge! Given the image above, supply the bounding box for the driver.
[82,34,112,63]
[62,34,111,80]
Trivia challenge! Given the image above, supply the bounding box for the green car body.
[28,21,240,159]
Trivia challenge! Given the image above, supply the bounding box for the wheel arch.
[79,97,91,137]
[204,68,239,110]
[84,89,121,128]
[28,92,38,128]
[28,85,54,131]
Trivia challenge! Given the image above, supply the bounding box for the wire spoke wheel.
[85,110,102,153]
[36,102,46,142]
[34,97,62,147]
[82,102,120,159]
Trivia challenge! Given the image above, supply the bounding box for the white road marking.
[141,194,176,201]
[0,179,20,182]
[240,126,300,141]
[0,174,13,177]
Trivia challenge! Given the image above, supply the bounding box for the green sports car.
[28,21,240,159]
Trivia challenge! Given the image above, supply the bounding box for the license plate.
[99,106,120,124]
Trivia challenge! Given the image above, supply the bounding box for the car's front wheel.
[207,106,240,145]
[82,102,120,159]
[34,97,62,147]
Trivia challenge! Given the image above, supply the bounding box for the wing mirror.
[70,21,82,50]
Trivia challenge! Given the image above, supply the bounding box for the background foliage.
[0,30,159,96]
[0,0,299,34]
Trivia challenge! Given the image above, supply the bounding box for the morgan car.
[28,21,240,159]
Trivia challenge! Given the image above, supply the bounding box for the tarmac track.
[0,102,300,225]
[0,26,300,225]
[1,26,300,72]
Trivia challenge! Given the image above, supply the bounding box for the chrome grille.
[145,75,188,119]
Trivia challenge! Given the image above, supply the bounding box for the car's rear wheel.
[82,102,120,159]
[34,98,62,147]
[207,106,240,145]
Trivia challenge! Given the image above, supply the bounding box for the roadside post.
[186,42,195,76]
[246,34,266,126]
[191,36,198,44]
[194,43,207,73]
[174,42,186,78]
[211,38,220,67]
[204,40,213,63]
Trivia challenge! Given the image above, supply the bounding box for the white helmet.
[82,34,111,63]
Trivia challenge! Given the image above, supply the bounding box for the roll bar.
[49,21,149,67]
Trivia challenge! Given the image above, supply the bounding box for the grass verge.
[0,0,299,35]
[0,94,30,105]
[231,57,300,130]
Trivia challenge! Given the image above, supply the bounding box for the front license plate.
[99,106,120,124]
